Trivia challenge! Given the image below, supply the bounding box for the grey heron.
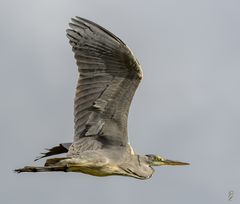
[15,17,189,179]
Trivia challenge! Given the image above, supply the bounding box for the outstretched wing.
[67,17,143,150]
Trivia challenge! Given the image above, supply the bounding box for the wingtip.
[75,16,84,21]
[34,157,40,162]
[34,152,46,162]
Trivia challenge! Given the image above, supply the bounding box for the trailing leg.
[14,165,68,173]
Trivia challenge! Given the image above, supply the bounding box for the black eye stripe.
[146,154,156,160]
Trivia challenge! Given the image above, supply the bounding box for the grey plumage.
[67,17,142,149]
[15,17,189,179]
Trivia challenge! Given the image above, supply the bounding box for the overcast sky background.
[0,0,240,203]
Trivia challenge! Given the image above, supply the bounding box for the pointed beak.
[161,159,190,166]
[147,155,190,166]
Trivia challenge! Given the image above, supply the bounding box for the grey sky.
[1,0,240,203]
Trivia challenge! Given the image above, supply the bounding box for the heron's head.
[145,154,190,166]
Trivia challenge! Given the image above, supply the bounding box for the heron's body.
[18,145,154,179]
[15,17,189,179]
[58,146,153,179]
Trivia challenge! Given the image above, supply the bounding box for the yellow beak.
[151,156,190,166]
[160,159,190,166]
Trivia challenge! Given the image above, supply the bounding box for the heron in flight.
[15,17,189,179]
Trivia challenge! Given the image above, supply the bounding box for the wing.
[67,17,143,150]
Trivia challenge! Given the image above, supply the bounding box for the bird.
[15,17,189,179]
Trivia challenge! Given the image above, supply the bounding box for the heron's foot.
[14,165,68,173]
[14,166,39,173]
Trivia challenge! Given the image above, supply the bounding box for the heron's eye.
[146,154,156,160]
